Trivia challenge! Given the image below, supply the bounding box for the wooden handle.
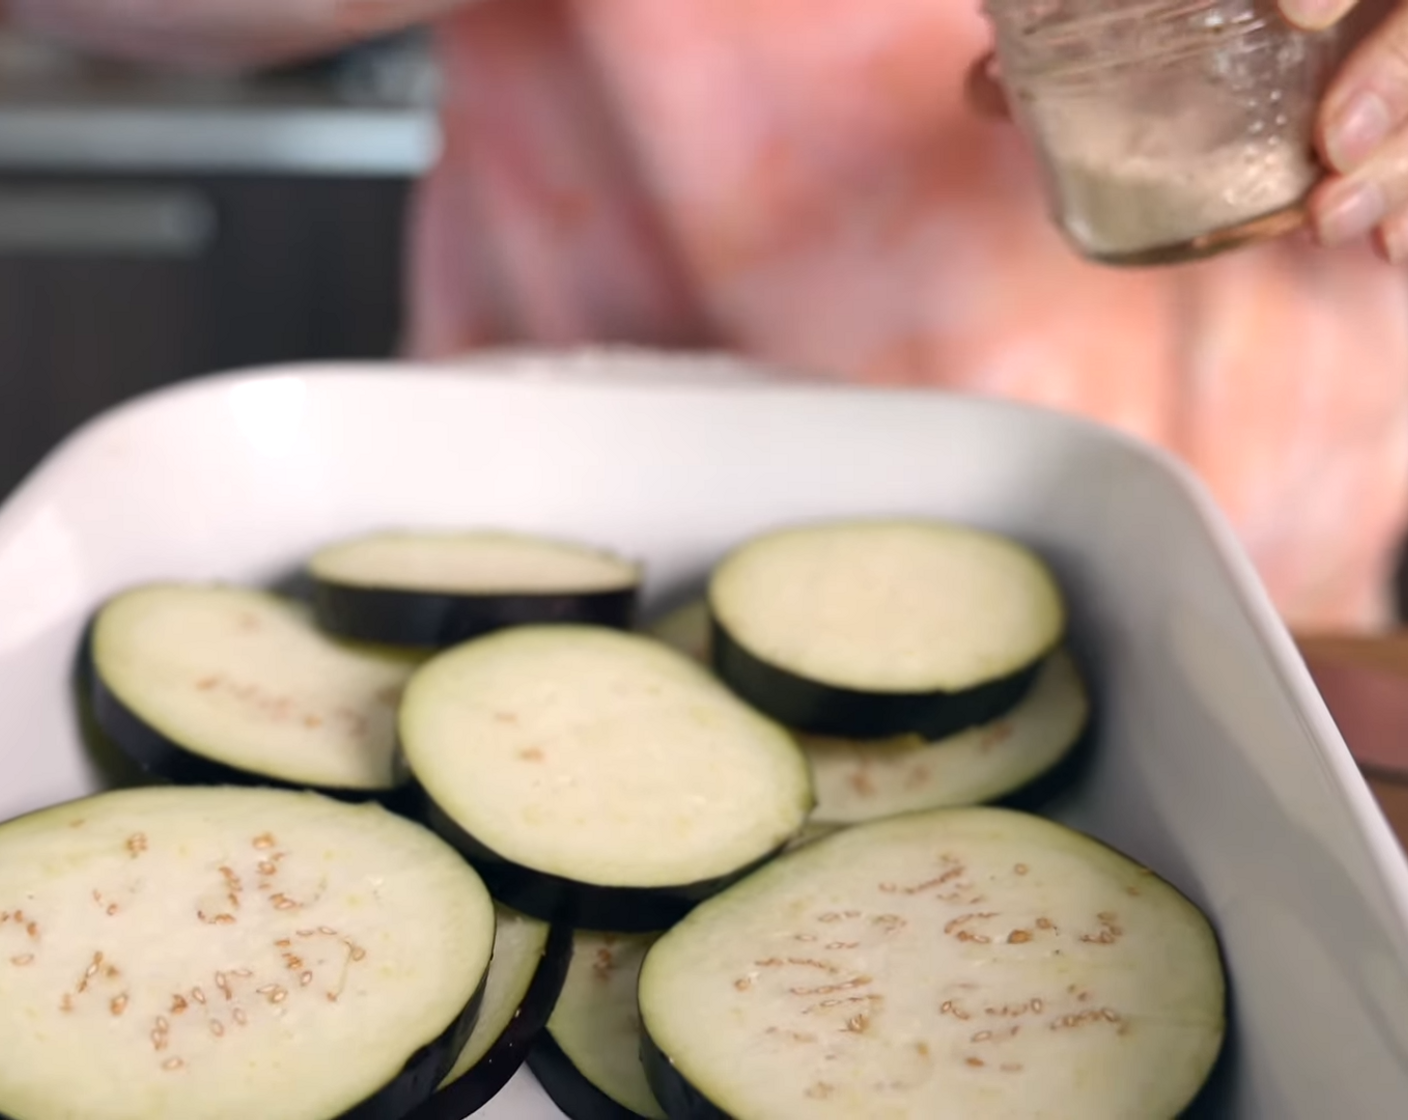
[1298,633,1408,842]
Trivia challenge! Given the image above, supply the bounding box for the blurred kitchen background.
[0,26,440,500]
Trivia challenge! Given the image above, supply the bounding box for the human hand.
[1280,0,1408,260]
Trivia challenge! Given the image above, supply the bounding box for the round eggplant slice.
[707,520,1066,739]
[0,785,496,1120]
[802,649,1090,825]
[400,626,814,932]
[85,584,421,798]
[527,930,666,1120]
[645,602,1090,822]
[407,905,572,1120]
[638,807,1226,1120]
[309,531,642,648]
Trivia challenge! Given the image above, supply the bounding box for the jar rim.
[995,17,1328,85]
[993,0,1268,40]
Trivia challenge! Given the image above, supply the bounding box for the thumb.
[1279,0,1358,31]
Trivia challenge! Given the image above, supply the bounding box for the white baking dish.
[0,349,1405,1118]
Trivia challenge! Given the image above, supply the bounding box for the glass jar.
[985,0,1347,265]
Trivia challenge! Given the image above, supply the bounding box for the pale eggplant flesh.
[400,626,814,933]
[0,785,497,1120]
[639,807,1226,1120]
[707,520,1066,740]
[83,584,421,801]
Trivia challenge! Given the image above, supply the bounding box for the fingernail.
[1279,0,1350,28]
[1327,90,1392,172]
[1317,180,1386,245]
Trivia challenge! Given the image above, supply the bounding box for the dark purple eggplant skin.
[77,625,420,815]
[422,797,787,935]
[310,581,639,650]
[993,648,1099,816]
[405,920,574,1120]
[710,615,1045,741]
[991,708,1097,816]
[639,1029,731,1120]
[528,1032,659,1120]
[337,971,486,1120]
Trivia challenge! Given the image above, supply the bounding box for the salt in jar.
[985,0,1348,265]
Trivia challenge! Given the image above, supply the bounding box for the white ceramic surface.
[0,350,1406,1118]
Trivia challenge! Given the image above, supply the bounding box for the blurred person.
[11,0,1408,633]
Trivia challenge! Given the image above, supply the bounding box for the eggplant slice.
[639,807,1226,1120]
[801,649,1090,824]
[708,520,1066,740]
[645,601,1090,822]
[85,584,420,797]
[309,531,642,648]
[0,786,496,1120]
[527,930,666,1120]
[400,626,814,932]
[407,905,572,1120]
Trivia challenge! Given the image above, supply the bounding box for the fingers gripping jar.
[986,0,1346,265]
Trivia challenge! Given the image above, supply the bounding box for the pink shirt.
[20,0,1408,631]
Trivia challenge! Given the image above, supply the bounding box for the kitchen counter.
[0,33,439,177]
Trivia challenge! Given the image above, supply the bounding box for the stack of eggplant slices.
[0,519,1227,1120]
